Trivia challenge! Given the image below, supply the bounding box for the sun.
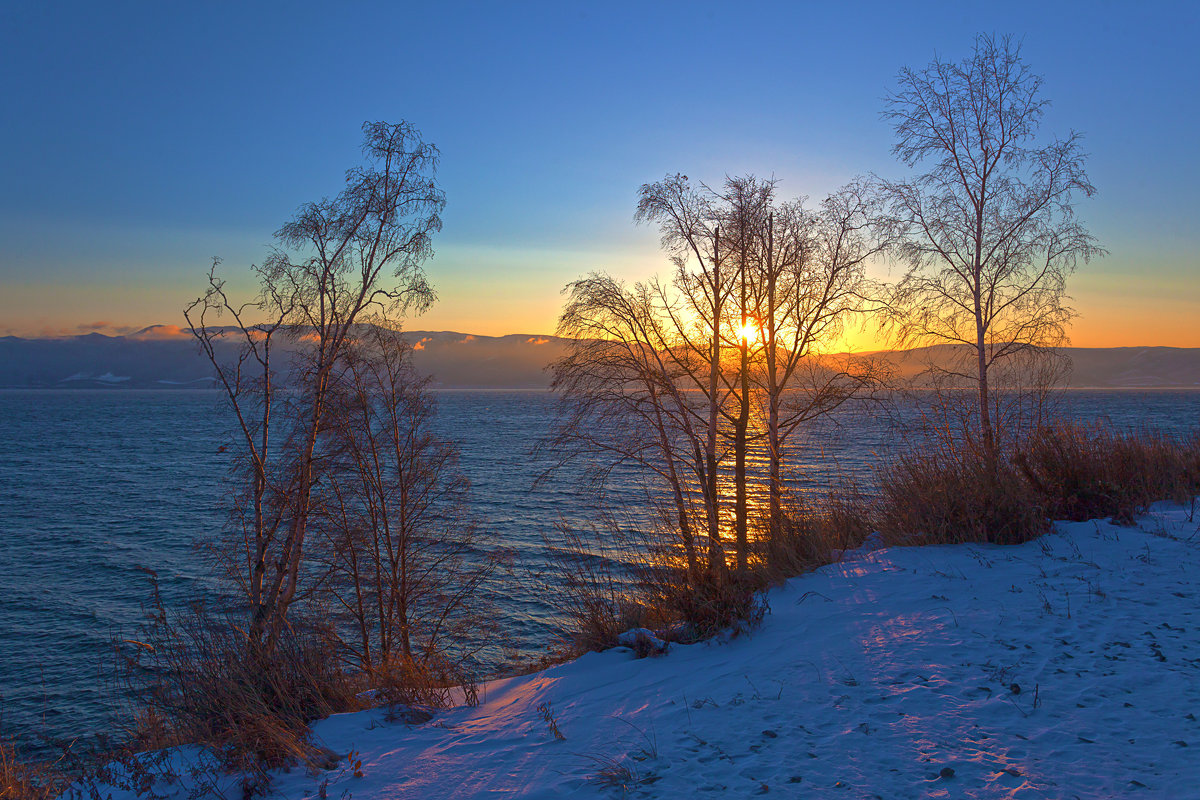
[736,322,761,345]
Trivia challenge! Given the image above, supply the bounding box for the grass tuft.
[876,441,1049,546]
[0,736,64,800]
[115,580,361,794]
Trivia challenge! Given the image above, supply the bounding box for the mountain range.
[1,326,1198,390]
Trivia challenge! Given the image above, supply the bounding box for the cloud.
[459,335,476,344]
[127,325,189,340]
[73,321,140,336]
[413,336,433,351]
[526,337,550,345]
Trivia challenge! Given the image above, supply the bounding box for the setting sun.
[736,322,761,344]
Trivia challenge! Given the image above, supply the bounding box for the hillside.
[78,504,1200,798]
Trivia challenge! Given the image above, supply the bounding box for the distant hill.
[0,326,571,390]
[0,327,1197,390]
[869,344,1200,389]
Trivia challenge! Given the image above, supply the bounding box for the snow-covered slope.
[89,506,1200,798]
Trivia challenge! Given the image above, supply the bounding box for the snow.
[616,628,670,655]
[80,504,1200,799]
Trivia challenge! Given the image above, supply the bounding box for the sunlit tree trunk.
[705,229,725,572]
[734,228,751,573]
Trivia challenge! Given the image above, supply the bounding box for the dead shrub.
[370,651,480,711]
[1017,421,1200,523]
[765,489,873,576]
[652,568,765,642]
[0,737,63,800]
[876,438,1048,546]
[540,522,665,656]
[544,518,768,655]
[117,579,360,792]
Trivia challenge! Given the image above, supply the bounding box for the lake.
[1,388,1197,754]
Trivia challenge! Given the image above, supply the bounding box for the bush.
[765,489,873,575]
[545,519,768,655]
[876,439,1049,546]
[654,568,766,642]
[1017,421,1200,523]
[0,737,63,800]
[118,582,359,792]
[370,652,480,710]
[875,419,1200,546]
[540,523,661,656]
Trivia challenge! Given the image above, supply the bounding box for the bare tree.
[879,34,1103,460]
[184,259,292,640]
[315,325,493,688]
[713,177,771,572]
[741,179,888,543]
[550,174,886,578]
[186,120,445,650]
[636,175,734,571]
[547,274,718,583]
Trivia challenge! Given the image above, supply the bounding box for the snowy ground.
[87,505,1200,799]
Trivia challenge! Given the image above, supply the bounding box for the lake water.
[1,388,1197,754]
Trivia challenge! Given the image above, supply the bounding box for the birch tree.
[315,325,492,685]
[551,175,885,576]
[879,34,1103,460]
[186,120,445,650]
[548,274,719,582]
[743,179,887,544]
[636,176,733,571]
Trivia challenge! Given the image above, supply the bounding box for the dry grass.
[873,419,1200,546]
[875,439,1049,546]
[1017,421,1200,524]
[369,652,481,710]
[585,753,645,792]
[0,737,64,800]
[540,522,667,656]
[115,581,361,794]
[1,589,479,799]
[544,518,770,657]
[764,489,874,575]
[644,567,765,642]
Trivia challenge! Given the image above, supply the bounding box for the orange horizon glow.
[2,278,1197,349]
[4,313,1200,350]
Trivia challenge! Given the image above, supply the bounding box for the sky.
[1,0,1197,346]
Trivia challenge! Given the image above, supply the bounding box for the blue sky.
[1,0,1197,344]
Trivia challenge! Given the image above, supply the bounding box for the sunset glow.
[0,4,1195,345]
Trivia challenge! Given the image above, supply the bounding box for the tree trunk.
[705,230,724,573]
[735,253,750,573]
[974,221,996,466]
[764,216,783,554]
